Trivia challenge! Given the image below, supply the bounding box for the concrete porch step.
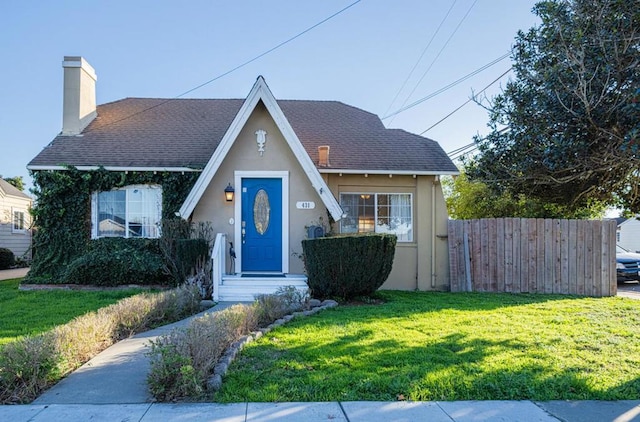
[217,274,308,302]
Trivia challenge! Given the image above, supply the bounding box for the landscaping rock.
[207,374,223,391]
[309,299,322,308]
[253,330,263,340]
[219,355,232,366]
[321,299,339,308]
[199,300,215,309]
[214,362,228,377]
[282,314,294,322]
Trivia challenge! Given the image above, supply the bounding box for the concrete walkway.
[33,302,237,405]
[0,267,29,280]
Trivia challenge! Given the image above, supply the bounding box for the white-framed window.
[12,209,26,233]
[92,185,162,239]
[339,193,413,242]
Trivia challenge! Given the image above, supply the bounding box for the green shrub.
[302,233,397,300]
[147,288,307,401]
[254,286,309,326]
[62,238,169,286]
[0,248,15,270]
[148,304,258,401]
[176,238,210,278]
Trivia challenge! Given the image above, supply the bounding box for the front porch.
[211,233,309,301]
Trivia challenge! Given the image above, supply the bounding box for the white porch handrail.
[211,232,226,301]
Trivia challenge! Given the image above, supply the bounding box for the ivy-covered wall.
[26,167,200,283]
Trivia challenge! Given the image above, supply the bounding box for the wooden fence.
[448,218,616,296]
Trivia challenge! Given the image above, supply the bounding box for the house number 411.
[296,201,315,210]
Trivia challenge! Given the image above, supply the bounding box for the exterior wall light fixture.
[224,183,235,202]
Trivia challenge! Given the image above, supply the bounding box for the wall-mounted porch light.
[224,183,235,202]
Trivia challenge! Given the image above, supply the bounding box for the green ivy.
[26,167,200,283]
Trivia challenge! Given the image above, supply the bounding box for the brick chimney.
[61,56,97,135]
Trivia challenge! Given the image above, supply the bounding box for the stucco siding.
[191,102,328,274]
[326,173,450,291]
[189,102,451,290]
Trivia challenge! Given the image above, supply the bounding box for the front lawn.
[0,278,146,345]
[217,291,640,402]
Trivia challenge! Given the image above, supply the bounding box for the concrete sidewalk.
[3,399,640,421]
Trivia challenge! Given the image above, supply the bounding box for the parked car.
[616,245,640,281]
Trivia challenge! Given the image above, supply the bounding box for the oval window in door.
[253,189,270,235]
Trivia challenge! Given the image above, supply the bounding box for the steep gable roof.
[179,76,343,220]
[28,89,458,175]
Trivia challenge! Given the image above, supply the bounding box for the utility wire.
[382,52,509,120]
[387,0,478,125]
[447,127,510,160]
[82,0,362,134]
[382,0,458,118]
[421,67,512,134]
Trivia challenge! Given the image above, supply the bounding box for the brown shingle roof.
[28,98,458,173]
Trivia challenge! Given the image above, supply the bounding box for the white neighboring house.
[0,178,32,262]
[616,217,640,253]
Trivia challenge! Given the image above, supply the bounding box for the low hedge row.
[62,238,169,286]
[302,233,396,300]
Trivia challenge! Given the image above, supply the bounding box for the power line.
[382,52,509,120]
[387,0,478,125]
[447,127,510,160]
[83,0,362,134]
[420,67,512,134]
[382,0,458,118]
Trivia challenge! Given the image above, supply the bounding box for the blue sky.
[0,0,540,193]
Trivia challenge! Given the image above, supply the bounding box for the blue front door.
[241,178,282,272]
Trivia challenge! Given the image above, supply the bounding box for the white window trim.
[91,184,162,239]
[11,208,27,234]
[339,192,414,242]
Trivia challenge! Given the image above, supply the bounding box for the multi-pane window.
[93,185,162,238]
[340,193,413,242]
[12,210,25,232]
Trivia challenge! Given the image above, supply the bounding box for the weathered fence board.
[448,218,617,297]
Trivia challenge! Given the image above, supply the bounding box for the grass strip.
[0,278,145,345]
[217,291,640,402]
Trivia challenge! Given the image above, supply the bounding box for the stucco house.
[0,177,32,262]
[28,56,458,300]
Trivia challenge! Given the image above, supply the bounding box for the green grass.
[216,291,640,402]
[0,278,147,345]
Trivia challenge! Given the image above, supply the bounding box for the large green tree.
[444,172,604,220]
[1,176,24,191]
[466,0,640,212]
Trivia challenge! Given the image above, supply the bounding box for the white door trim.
[234,171,289,273]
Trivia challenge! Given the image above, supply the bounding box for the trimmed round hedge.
[302,233,396,300]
